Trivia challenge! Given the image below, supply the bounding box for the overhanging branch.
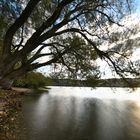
[3,0,41,55]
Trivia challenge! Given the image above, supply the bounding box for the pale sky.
[136,0,140,13]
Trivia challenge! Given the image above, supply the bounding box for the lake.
[11,87,140,140]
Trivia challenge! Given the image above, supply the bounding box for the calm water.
[18,87,140,140]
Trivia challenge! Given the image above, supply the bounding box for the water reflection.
[96,100,128,140]
[127,102,140,139]
[17,87,140,140]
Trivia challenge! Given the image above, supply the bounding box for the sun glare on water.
[48,87,140,101]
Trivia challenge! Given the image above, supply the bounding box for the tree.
[49,35,100,79]
[0,0,137,89]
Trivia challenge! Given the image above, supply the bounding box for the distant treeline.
[46,78,140,87]
[13,71,140,88]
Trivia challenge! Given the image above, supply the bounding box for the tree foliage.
[49,35,100,79]
[13,71,49,88]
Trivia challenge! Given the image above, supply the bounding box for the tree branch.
[17,0,74,58]
[3,0,41,55]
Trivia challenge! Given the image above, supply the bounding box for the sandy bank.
[12,87,33,94]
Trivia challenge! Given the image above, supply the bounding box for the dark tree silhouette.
[0,0,137,89]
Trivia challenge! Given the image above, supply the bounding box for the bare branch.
[95,9,123,26]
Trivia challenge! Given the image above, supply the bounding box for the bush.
[13,72,50,88]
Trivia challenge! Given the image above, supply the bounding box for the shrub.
[13,72,49,88]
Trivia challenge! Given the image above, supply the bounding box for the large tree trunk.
[0,63,29,90]
[0,52,30,89]
[0,58,16,89]
[0,78,13,89]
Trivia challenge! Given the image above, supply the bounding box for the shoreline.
[12,87,33,94]
[0,85,137,116]
[0,86,48,115]
[0,89,22,138]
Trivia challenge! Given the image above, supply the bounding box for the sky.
[136,0,140,13]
